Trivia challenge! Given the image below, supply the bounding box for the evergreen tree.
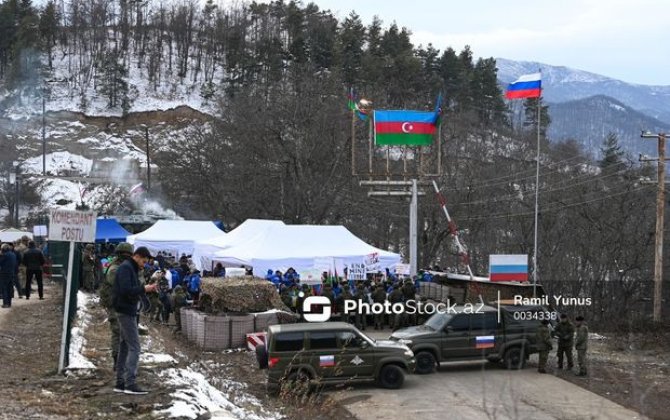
[97,48,129,110]
[39,0,58,70]
[470,58,508,126]
[599,132,624,169]
[523,97,551,138]
[336,11,365,86]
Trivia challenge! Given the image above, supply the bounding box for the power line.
[456,184,654,221]
[442,153,590,191]
[444,157,624,193]
[450,164,631,208]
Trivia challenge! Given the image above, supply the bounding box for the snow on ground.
[67,291,96,371]
[34,177,125,211]
[1,39,219,119]
[155,367,280,420]
[140,352,178,365]
[22,151,92,176]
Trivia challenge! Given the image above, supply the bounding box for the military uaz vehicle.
[256,322,416,392]
[390,304,553,374]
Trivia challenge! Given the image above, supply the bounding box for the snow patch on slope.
[155,367,280,420]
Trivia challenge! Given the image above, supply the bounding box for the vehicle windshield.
[424,313,452,331]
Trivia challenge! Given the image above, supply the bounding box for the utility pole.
[409,179,418,276]
[144,125,151,193]
[42,95,46,176]
[362,180,426,277]
[641,131,666,322]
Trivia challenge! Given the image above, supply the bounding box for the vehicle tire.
[286,370,311,388]
[415,351,437,374]
[504,347,526,370]
[378,364,405,389]
[255,344,268,369]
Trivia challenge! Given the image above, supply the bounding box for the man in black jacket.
[22,241,46,300]
[112,246,157,395]
[0,244,18,308]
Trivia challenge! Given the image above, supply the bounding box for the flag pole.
[532,85,541,298]
[369,112,373,178]
[351,107,356,176]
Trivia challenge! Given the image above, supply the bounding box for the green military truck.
[390,304,555,374]
[257,322,416,392]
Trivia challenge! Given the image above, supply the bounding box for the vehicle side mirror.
[360,340,369,349]
[444,326,453,333]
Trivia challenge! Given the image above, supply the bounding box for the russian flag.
[505,72,542,99]
[319,355,335,367]
[476,335,495,349]
[490,254,528,282]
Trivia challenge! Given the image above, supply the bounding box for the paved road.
[331,331,645,420]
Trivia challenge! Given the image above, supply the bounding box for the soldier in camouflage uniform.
[147,270,164,323]
[81,244,96,291]
[402,279,416,326]
[536,319,553,373]
[553,314,575,370]
[353,286,368,330]
[371,284,387,330]
[171,285,187,332]
[574,316,588,376]
[388,284,404,330]
[339,285,354,324]
[98,242,133,368]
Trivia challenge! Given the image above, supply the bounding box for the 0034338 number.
[512,311,558,321]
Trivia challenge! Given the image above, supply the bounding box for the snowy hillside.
[548,95,670,157]
[0,41,220,121]
[497,58,670,124]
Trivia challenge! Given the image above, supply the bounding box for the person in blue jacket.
[112,246,157,394]
[188,270,202,303]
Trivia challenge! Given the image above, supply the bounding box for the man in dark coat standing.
[0,244,18,308]
[22,241,46,300]
[112,246,157,394]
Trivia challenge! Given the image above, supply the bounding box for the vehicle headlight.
[404,349,414,357]
[398,339,413,346]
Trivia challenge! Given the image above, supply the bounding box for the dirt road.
[332,332,645,420]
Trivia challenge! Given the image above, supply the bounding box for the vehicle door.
[441,314,472,359]
[271,332,307,378]
[306,331,340,379]
[335,330,376,379]
[467,312,500,357]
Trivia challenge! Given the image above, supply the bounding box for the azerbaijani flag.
[505,72,542,99]
[347,87,369,121]
[374,110,437,146]
[475,335,495,349]
[489,254,529,282]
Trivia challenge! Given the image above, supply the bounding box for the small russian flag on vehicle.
[320,355,336,367]
[476,335,495,349]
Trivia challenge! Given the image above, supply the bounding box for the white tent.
[0,228,33,243]
[192,219,285,271]
[126,220,225,256]
[209,224,401,282]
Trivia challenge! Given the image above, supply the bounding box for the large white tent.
[207,224,401,282]
[126,220,225,256]
[0,228,33,243]
[192,219,285,271]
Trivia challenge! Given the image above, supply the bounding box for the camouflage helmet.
[115,242,134,255]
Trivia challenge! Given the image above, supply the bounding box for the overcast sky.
[302,0,669,86]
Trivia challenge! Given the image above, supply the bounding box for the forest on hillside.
[0,0,662,326]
